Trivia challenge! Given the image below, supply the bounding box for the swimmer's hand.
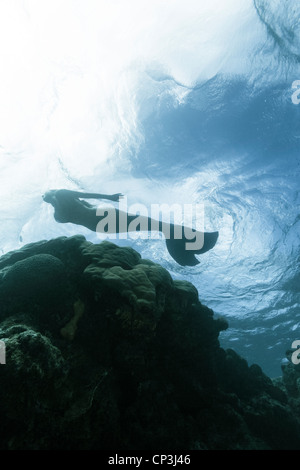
[42,191,56,203]
[110,193,124,201]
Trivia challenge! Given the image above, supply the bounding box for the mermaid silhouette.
[42,189,218,266]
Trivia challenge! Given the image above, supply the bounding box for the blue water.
[0,0,300,377]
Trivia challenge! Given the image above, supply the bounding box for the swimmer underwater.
[43,189,218,266]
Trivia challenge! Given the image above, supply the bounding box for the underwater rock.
[0,323,68,426]
[60,299,85,341]
[81,240,141,269]
[83,258,173,315]
[0,236,300,450]
[0,253,67,310]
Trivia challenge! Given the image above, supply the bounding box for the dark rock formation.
[0,235,299,450]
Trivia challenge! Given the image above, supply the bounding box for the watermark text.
[291,80,300,105]
[95,197,205,250]
[0,340,6,365]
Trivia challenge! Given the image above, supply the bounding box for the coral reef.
[0,235,299,450]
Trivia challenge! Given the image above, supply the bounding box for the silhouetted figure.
[43,189,218,266]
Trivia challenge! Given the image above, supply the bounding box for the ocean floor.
[0,235,300,450]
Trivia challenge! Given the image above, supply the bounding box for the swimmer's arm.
[60,190,124,202]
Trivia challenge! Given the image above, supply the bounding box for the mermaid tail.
[165,231,219,266]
